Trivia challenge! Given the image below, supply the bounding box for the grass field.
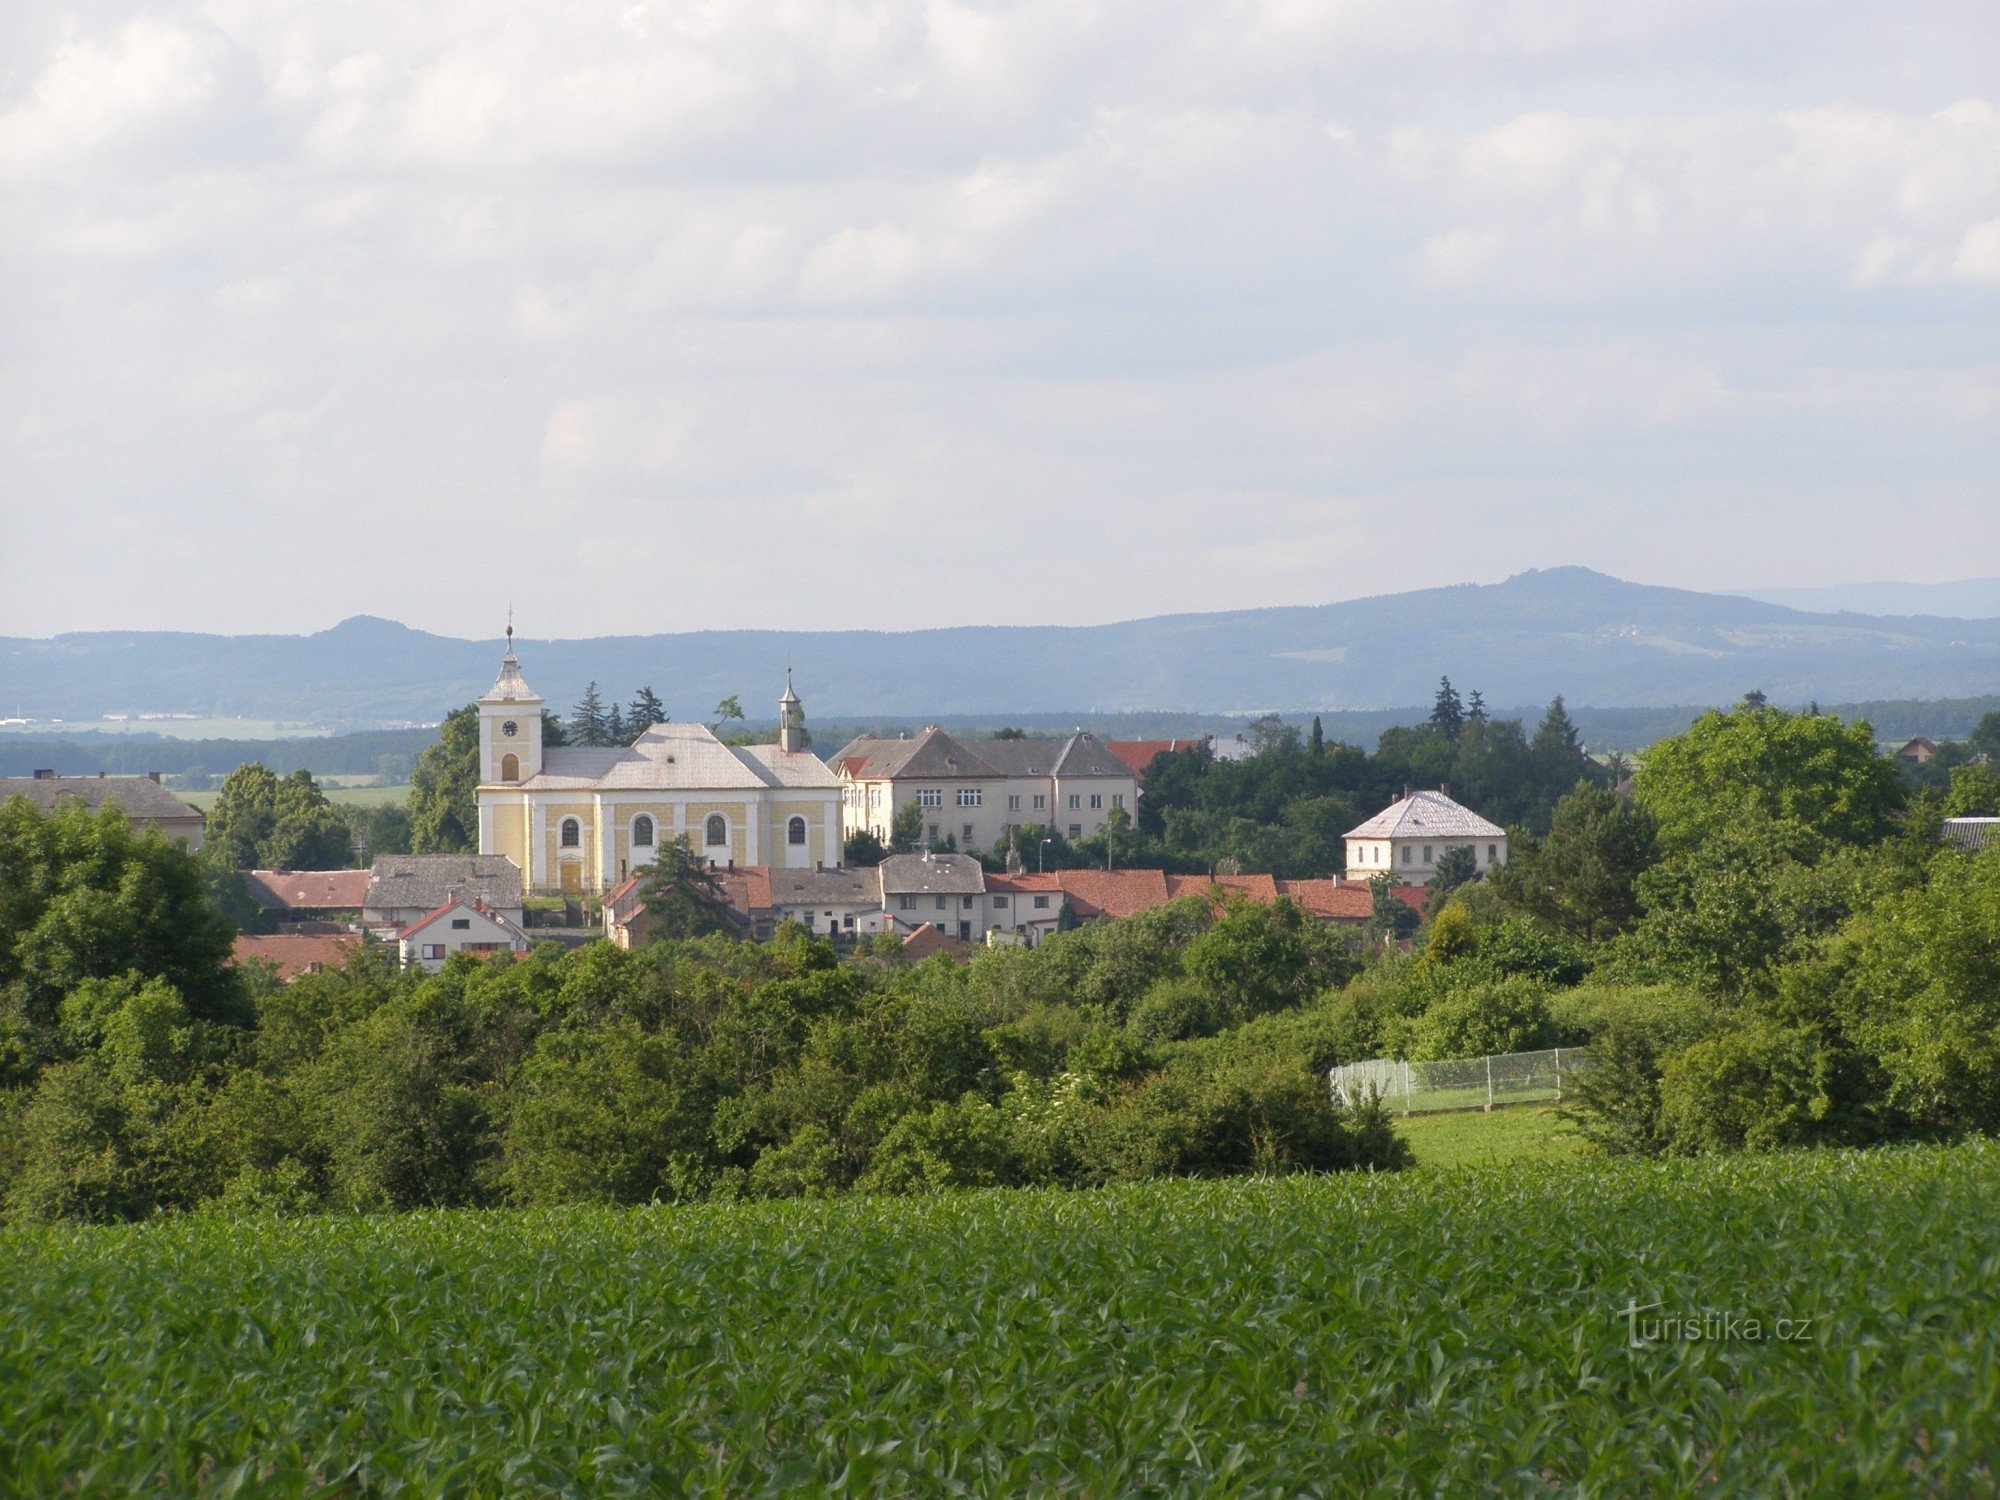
[1394,1103,1588,1169]
[175,784,410,810]
[5,1141,1997,1493]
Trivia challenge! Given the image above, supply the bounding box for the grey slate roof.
[1942,817,1998,852]
[366,855,523,913]
[833,729,1133,781]
[1345,790,1506,841]
[515,722,839,792]
[0,775,204,823]
[766,866,881,907]
[879,852,987,895]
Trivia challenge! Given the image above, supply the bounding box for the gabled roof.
[515,721,839,792]
[366,855,522,912]
[880,852,986,895]
[1345,790,1505,841]
[400,897,531,943]
[1275,878,1424,921]
[0,775,204,822]
[241,869,371,911]
[1105,739,1205,776]
[830,728,1004,781]
[900,923,957,959]
[767,866,880,906]
[1051,868,1170,918]
[232,933,361,980]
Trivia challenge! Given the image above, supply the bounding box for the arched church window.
[501,753,519,782]
[632,815,655,847]
[705,814,727,847]
[787,816,807,846]
[560,818,581,848]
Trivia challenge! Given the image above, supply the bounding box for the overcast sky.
[2,0,1996,638]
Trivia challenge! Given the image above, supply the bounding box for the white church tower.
[477,620,544,788]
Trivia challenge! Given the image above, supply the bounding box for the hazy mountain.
[1731,579,2000,619]
[5,568,1999,728]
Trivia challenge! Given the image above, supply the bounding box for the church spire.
[778,667,807,752]
[481,614,540,704]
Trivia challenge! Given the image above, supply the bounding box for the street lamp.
[1039,837,1053,874]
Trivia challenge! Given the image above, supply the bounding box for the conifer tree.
[628,687,667,735]
[1429,677,1464,741]
[569,682,610,747]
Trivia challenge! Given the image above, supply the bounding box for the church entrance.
[559,861,582,896]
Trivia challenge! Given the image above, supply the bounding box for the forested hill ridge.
[7,567,2000,728]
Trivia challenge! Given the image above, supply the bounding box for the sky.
[1,0,1996,639]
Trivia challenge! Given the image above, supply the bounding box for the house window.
[935,896,947,910]
[899,895,915,911]
[1112,793,1124,808]
[1008,794,1020,811]
[1403,846,1413,864]
[788,816,807,846]
[705,814,727,847]
[501,752,519,782]
[560,818,581,848]
[993,896,1009,909]
[1033,895,1051,910]
[957,787,982,807]
[1033,794,1046,811]
[962,823,974,840]
[961,895,974,909]
[1068,823,1082,839]
[870,788,882,808]
[632,814,655,847]
[928,824,939,840]
[1488,843,1498,862]
[1068,794,1081,810]
[450,918,471,930]
[1423,846,1433,862]
[918,788,943,808]
[422,943,445,959]
[1089,793,1103,810]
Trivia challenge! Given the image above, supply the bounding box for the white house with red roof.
[397,897,532,971]
[1344,789,1507,886]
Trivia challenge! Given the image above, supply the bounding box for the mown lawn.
[1394,1103,1588,1169]
[4,1142,1997,1494]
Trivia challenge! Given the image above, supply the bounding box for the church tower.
[478,621,545,786]
[778,669,808,753]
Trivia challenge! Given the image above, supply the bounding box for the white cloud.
[1,0,1996,638]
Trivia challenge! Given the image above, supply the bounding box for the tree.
[1368,874,1420,942]
[1493,782,1658,941]
[1969,710,2000,763]
[1529,696,1590,802]
[569,683,611,748]
[408,705,479,854]
[1245,714,1300,757]
[1466,690,1487,726]
[1632,703,1903,853]
[542,710,571,748]
[1309,717,1325,758]
[1942,764,2000,817]
[604,703,626,747]
[1425,845,1479,912]
[711,695,745,737]
[992,727,1027,740]
[0,798,240,1034]
[203,764,349,870]
[890,801,925,853]
[844,828,888,866]
[1429,678,1465,741]
[636,836,739,940]
[628,688,667,737]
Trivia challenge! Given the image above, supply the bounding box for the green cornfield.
[5,1142,1998,1494]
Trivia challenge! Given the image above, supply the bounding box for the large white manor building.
[475,634,841,895]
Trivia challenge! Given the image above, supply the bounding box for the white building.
[1344,789,1507,886]
[474,632,843,895]
[397,898,532,971]
[832,727,1138,854]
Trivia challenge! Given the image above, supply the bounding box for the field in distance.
[0,717,331,740]
[175,784,410,810]
[5,1140,1995,1493]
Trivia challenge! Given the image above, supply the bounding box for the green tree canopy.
[1494,782,1658,941]
[637,836,739,940]
[203,764,351,870]
[1632,703,1903,853]
[408,705,479,854]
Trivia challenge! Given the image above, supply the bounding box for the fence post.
[1485,1053,1493,1110]
[1404,1060,1412,1116]
[1554,1047,1561,1102]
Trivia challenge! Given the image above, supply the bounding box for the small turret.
[778,667,808,753]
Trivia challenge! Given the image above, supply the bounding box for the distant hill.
[4,568,1998,728]
[1732,579,2000,619]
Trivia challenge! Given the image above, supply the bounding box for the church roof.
[479,646,542,705]
[1345,790,1505,841]
[518,721,838,792]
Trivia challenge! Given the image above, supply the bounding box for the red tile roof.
[1104,739,1204,777]
[1052,868,1170,919]
[233,933,360,981]
[900,923,957,959]
[241,869,371,911]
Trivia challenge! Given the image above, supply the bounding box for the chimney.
[33,769,54,779]
[147,771,162,783]
[728,858,734,870]
[1440,782,1450,798]
[1401,784,1411,801]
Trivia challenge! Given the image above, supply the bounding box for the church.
[474,631,843,895]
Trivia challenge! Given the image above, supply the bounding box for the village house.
[364,854,524,928]
[474,631,842,894]
[0,770,206,850]
[1343,789,1508,886]
[232,933,362,982]
[832,727,1138,855]
[397,898,532,972]
[240,869,372,929]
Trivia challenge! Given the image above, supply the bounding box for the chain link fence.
[1331,1047,1593,1115]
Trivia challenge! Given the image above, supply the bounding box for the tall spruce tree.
[628,687,666,736]
[1429,677,1464,741]
[1310,716,1325,757]
[569,683,611,747]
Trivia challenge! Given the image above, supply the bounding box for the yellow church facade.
[473,637,842,896]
